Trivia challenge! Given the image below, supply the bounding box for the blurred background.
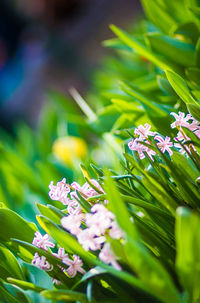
[0,0,143,220]
[0,0,141,130]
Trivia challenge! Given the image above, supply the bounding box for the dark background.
[0,0,141,129]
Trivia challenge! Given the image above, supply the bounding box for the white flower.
[109,221,124,239]
[64,255,86,278]
[32,232,55,250]
[61,214,83,236]
[52,247,70,264]
[134,123,155,140]
[154,135,173,156]
[170,112,193,129]
[32,253,53,271]
[77,228,105,251]
[99,243,121,270]
[49,178,70,205]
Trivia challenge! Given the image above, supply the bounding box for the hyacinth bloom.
[61,214,84,236]
[128,138,156,160]
[134,123,155,140]
[32,232,55,250]
[64,255,86,278]
[99,243,121,270]
[49,178,70,205]
[32,253,53,271]
[175,131,190,142]
[170,112,193,129]
[71,179,104,199]
[109,221,124,240]
[174,142,191,156]
[52,248,70,264]
[77,228,106,251]
[154,135,173,156]
[86,212,112,236]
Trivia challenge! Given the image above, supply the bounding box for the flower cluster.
[49,178,104,214]
[31,231,85,283]
[128,112,200,159]
[32,177,122,284]
[61,203,123,270]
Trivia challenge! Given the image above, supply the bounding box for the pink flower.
[71,180,104,199]
[77,228,105,251]
[52,248,70,264]
[99,243,121,270]
[109,221,124,239]
[174,142,191,156]
[134,123,155,140]
[188,119,200,131]
[128,139,156,160]
[86,212,112,236]
[32,253,53,271]
[170,112,193,129]
[64,255,86,278]
[128,139,147,160]
[154,135,173,156]
[61,214,84,236]
[175,131,190,142]
[91,203,114,219]
[32,232,55,250]
[49,178,70,205]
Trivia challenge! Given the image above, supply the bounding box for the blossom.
[49,178,70,205]
[77,228,105,251]
[109,221,124,239]
[71,179,104,199]
[154,135,173,156]
[64,255,86,278]
[174,142,191,156]
[175,131,190,142]
[188,119,200,131]
[32,232,55,250]
[91,203,115,219]
[170,112,193,129]
[134,123,155,140]
[32,253,53,271]
[99,243,121,270]
[86,212,112,236]
[52,247,70,264]
[128,138,156,160]
[61,214,84,236]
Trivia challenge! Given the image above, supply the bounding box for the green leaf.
[176,207,200,302]
[187,103,200,121]
[141,0,177,34]
[0,244,24,280]
[104,172,138,240]
[147,33,195,66]
[36,203,64,224]
[0,207,37,243]
[110,25,174,71]
[185,67,200,85]
[7,278,44,293]
[165,69,199,105]
[41,289,89,302]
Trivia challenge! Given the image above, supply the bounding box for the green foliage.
[0,0,200,302]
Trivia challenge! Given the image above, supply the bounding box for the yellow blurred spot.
[53,136,88,166]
